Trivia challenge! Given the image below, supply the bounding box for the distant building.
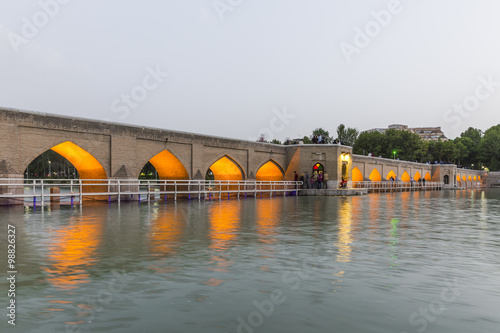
[363,124,448,142]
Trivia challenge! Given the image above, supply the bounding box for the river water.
[1,189,499,333]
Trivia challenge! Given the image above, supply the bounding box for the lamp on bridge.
[393,151,396,160]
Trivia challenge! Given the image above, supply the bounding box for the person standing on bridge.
[294,171,298,182]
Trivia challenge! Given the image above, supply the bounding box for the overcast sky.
[1,0,499,142]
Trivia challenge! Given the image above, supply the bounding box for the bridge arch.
[352,167,364,182]
[143,150,189,180]
[256,160,284,181]
[207,155,245,180]
[401,171,411,182]
[414,171,421,181]
[368,168,382,181]
[424,172,431,181]
[386,170,396,180]
[25,141,107,179]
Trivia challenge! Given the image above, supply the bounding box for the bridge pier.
[0,174,23,206]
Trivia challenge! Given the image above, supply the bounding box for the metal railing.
[351,181,444,192]
[0,179,303,205]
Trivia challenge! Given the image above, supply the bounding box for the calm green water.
[1,189,499,333]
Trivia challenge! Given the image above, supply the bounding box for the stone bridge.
[0,108,488,198]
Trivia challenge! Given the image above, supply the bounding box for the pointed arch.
[424,172,431,181]
[473,176,477,181]
[468,175,472,181]
[386,170,396,180]
[478,175,481,181]
[401,171,411,182]
[209,155,245,180]
[462,175,466,181]
[49,141,107,179]
[369,168,382,181]
[456,175,461,182]
[414,171,421,181]
[352,167,363,182]
[147,150,189,180]
[256,160,284,181]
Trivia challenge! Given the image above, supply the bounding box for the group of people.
[311,135,326,144]
[295,171,328,189]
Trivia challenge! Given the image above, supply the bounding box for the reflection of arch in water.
[256,160,284,181]
[209,201,241,251]
[256,199,282,244]
[369,168,382,181]
[44,215,104,290]
[352,167,363,182]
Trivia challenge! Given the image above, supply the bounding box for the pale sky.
[1,0,499,141]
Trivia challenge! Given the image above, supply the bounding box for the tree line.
[269,124,500,171]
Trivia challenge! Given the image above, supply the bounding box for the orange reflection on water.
[208,201,241,251]
[336,199,353,263]
[256,199,282,244]
[149,208,184,257]
[44,215,104,291]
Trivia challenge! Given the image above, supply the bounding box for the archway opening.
[424,172,431,181]
[139,162,158,180]
[456,175,460,183]
[24,141,107,197]
[352,167,363,182]
[468,175,472,182]
[462,175,466,182]
[24,149,78,179]
[208,156,244,181]
[473,176,477,181]
[147,150,189,180]
[401,171,411,182]
[312,163,324,176]
[369,169,382,181]
[478,176,481,181]
[386,170,396,181]
[256,161,284,181]
[444,175,450,185]
[414,172,421,181]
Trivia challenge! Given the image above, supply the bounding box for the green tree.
[353,131,384,156]
[336,124,359,146]
[311,128,332,143]
[479,124,500,171]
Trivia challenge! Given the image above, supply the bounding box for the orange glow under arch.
[386,170,396,180]
[149,150,189,180]
[369,169,382,181]
[51,141,107,179]
[424,172,431,181]
[210,156,244,180]
[352,167,363,182]
[256,161,284,181]
[414,172,421,181]
[401,171,411,182]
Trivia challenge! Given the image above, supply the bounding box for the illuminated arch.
[369,168,382,181]
[424,172,431,181]
[352,167,363,182]
[401,171,411,182]
[148,150,189,180]
[256,160,284,181]
[478,176,481,181]
[414,172,421,181]
[456,175,461,182]
[462,175,466,181]
[209,155,244,180]
[468,175,472,181]
[473,176,477,181]
[386,170,397,180]
[49,141,107,179]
